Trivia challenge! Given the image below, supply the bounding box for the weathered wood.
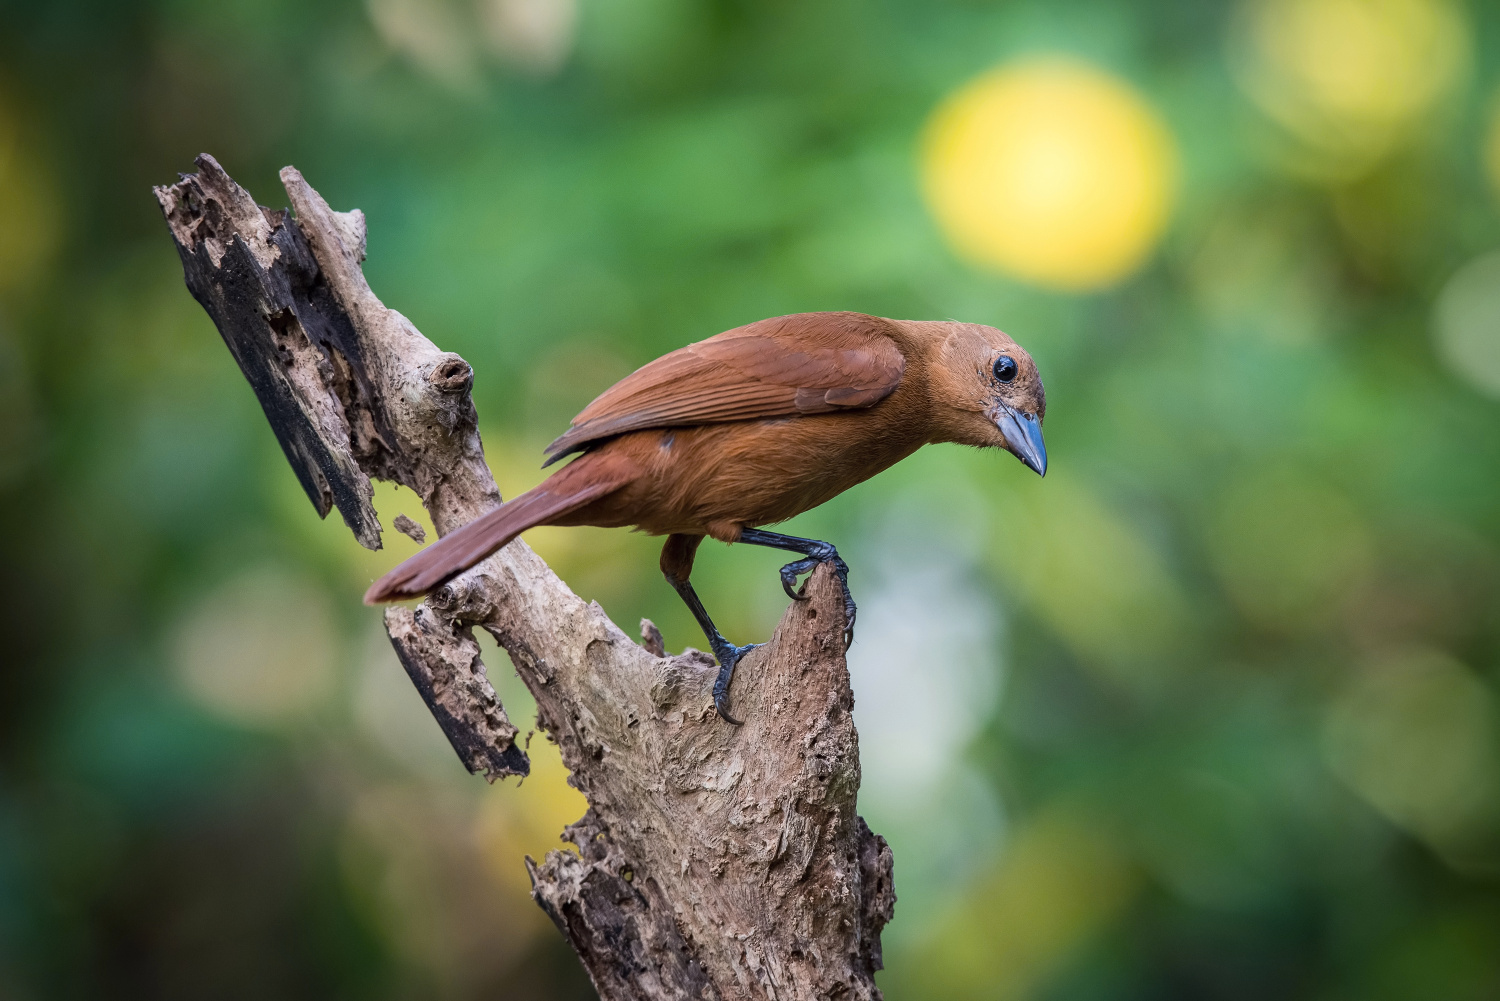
[155,154,894,998]
[156,159,386,548]
[154,154,522,779]
[385,604,527,779]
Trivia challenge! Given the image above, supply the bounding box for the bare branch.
[156,154,894,998]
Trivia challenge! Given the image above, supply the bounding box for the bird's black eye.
[993,355,1018,383]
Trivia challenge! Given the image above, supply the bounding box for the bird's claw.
[780,557,819,601]
[839,573,857,651]
[776,553,856,649]
[828,556,857,650]
[710,641,760,725]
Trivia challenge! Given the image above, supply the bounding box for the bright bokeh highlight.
[1232,0,1470,176]
[1433,251,1500,399]
[921,58,1178,291]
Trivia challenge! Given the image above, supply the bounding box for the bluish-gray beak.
[996,404,1047,477]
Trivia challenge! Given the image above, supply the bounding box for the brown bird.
[366,311,1047,721]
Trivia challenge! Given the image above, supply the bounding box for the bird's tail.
[363,455,632,604]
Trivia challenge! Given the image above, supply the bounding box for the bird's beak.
[995,404,1047,477]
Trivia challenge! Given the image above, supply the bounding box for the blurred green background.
[4,0,1500,997]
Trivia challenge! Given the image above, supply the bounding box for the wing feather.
[544,312,906,463]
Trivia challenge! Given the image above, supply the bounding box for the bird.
[365,311,1047,722]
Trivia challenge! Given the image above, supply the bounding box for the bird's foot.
[709,639,761,725]
[777,545,857,650]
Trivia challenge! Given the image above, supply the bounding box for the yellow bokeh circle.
[921,57,1178,292]
[1231,0,1469,176]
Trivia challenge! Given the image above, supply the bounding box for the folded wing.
[544,311,907,464]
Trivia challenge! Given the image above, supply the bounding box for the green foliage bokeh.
[2,0,1500,997]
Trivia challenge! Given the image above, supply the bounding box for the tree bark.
[155,155,894,999]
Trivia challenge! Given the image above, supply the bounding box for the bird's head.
[925,322,1047,476]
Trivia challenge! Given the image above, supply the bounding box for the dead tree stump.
[155,155,895,999]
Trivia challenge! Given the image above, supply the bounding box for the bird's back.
[544,312,911,465]
[550,321,943,539]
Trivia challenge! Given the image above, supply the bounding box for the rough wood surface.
[155,154,523,779]
[156,154,894,999]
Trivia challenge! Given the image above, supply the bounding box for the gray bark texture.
[155,155,895,1000]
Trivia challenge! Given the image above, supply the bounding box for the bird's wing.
[544,311,907,464]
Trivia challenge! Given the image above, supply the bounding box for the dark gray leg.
[661,533,756,724]
[737,528,856,649]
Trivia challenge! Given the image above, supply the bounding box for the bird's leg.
[660,534,757,724]
[736,528,856,650]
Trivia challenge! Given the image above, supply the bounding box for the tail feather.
[364,460,630,604]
